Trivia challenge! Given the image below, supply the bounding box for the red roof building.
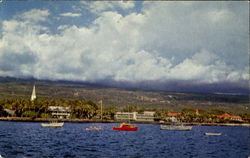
[230,115,242,121]
[216,113,231,119]
[216,113,242,121]
[167,113,181,117]
[195,109,200,115]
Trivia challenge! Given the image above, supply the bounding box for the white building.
[115,111,155,122]
[48,106,71,119]
[114,112,137,121]
[136,111,155,122]
[169,117,178,122]
[4,109,15,116]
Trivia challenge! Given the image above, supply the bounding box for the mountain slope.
[0,77,248,113]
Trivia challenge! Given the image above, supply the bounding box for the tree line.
[0,98,100,119]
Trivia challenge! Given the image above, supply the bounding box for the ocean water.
[0,121,249,158]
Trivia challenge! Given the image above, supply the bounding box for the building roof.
[230,115,242,119]
[4,109,15,115]
[167,113,181,117]
[216,113,242,120]
[195,109,199,115]
[143,111,155,114]
[216,113,231,118]
[48,106,70,112]
[116,112,137,114]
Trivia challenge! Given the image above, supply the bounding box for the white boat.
[160,125,192,130]
[205,132,221,136]
[85,126,102,130]
[41,122,64,127]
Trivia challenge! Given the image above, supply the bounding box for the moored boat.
[205,132,222,136]
[160,125,192,130]
[113,123,138,131]
[85,126,102,130]
[41,122,64,127]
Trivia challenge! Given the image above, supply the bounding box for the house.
[167,113,181,117]
[195,109,200,115]
[48,106,71,119]
[166,113,181,122]
[114,112,137,121]
[216,113,242,121]
[136,111,155,122]
[216,113,231,119]
[4,109,15,116]
[114,111,155,122]
[229,115,242,121]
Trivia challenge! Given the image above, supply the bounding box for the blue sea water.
[0,121,249,158]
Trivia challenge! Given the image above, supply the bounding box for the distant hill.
[0,77,249,114]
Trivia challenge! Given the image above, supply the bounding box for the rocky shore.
[0,117,249,127]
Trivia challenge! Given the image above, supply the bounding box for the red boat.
[112,123,138,131]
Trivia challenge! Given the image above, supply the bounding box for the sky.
[0,1,249,94]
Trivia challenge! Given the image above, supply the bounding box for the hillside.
[0,77,249,114]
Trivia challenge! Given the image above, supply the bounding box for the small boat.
[205,133,222,136]
[41,122,64,127]
[85,126,102,131]
[159,120,165,124]
[160,125,192,131]
[112,123,138,131]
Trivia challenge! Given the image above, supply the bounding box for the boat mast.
[101,99,103,120]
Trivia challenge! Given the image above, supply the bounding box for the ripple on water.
[0,122,249,158]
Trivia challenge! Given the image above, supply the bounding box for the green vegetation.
[0,104,8,117]
[0,98,98,119]
[0,98,249,123]
[0,77,248,112]
[22,111,39,118]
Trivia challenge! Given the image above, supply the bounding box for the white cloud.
[207,9,231,23]
[140,2,248,64]
[226,67,249,81]
[190,50,219,66]
[78,1,135,14]
[0,2,248,85]
[168,50,230,82]
[114,50,172,81]
[17,9,49,23]
[60,12,81,17]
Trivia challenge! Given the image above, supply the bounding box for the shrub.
[41,113,51,118]
[22,111,38,118]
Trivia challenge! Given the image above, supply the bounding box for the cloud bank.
[0,2,249,93]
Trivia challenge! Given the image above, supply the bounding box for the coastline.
[0,117,249,127]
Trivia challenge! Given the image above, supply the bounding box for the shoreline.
[0,117,249,127]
